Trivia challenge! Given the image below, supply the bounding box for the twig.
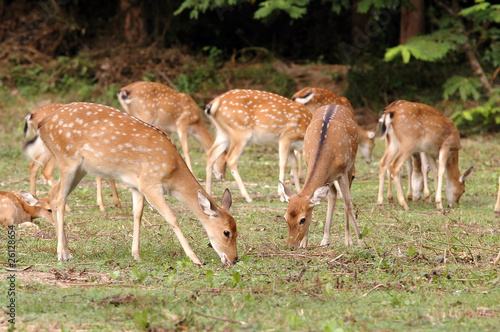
[361,284,385,297]
[194,311,246,325]
[329,254,344,263]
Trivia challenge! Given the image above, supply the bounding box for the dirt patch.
[10,267,111,288]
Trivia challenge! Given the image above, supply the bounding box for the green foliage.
[384,29,466,63]
[443,76,482,101]
[356,0,399,14]
[254,0,310,19]
[450,88,500,134]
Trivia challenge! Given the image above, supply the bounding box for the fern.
[443,76,482,101]
[254,0,310,19]
[384,29,465,63]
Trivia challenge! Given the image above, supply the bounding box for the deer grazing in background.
[291,87,376,164]
[495,176,500,216]
[279,104,362,249]
[24,102,238,265]
[377,100,473,211]
[24,103,121,211]
[204,89,312,203]
[0,191,53,227]
[117,81,226,179]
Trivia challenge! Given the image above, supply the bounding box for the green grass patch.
[0,89,499,330]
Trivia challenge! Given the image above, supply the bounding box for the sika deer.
[377,100,473,211]
[117,81,226,178]
[205,89,312,203]
[291,87,376,163]
[279,104,362,249]
[0,191,53,227]
[24,103,121,211]
[24,102,238,265]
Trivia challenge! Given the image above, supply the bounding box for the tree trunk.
[462,40,493,96]
[120,0,149,46]
[400,0,425,44]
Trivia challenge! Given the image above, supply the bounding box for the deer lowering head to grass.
[279,104,362,249]
[24,103,121,211]
[291,87,376,164]
[377,100,473,211]
[117,81,226,179]
[204,89,312,203]
[0,191,53,227]
[24,102,238,265]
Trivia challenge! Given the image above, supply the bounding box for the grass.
[0,90,499,331]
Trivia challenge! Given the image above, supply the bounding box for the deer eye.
[299,217,306,225]
[47,209,52,213]
[223,230,230,238]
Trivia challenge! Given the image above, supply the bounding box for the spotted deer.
[24,102,238,265]
[291,87,376,164]
[204,89,312,203]
[117,81,226,179]
[24,103,121,211]
[495,176,500,216]
[279,104,362,248]
[0,191,53,227]
[377,100,473,211]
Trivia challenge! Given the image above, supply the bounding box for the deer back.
[205,89,311,142]
[117,81,201,132]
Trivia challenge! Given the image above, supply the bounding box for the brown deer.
[24,102,238,265]
[377,100,473,211]
[279,104,362,249]
[204,89,312,203]
[0,191,53,227]
[117,81,226,179]
[291,87,376,164]
[24,103,121,211]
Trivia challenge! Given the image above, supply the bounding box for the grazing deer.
[279,104,362,248]
[377,100,473,211]
[117,81,226,179]
[495,176,500,216]
[24,103,121,211]
[0,191,53,227]
[204,89,312,203]
[291,87,376,164]
[24,102,238,265]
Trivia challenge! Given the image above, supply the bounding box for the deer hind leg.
[50,163,87,261]
[377,137,398,208]
[109,179,121,207]
[142,190,202,265]
[176,124,193,172]
[389,150,412,211]
[427,155,438,203]
[406,157,413,201]
[337,173,362,246]
[205,136,230,197]
[225,136,252,203]
[278,138,294,202]
[41,153,56,187]
[96,177,105,211]
[320,184,338,246]
[131,188,144,261]
[29,160,42,195]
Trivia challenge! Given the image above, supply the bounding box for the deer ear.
[198,190,218,217]
[220,188,233,211]
[20,191,39,206]
[460,166,474,183]
[278,181,293,202]
[309,184,330,206]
